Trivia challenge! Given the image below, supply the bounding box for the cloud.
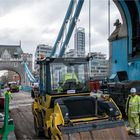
[0,0,121,59]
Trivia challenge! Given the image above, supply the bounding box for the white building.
[34,44,52,77]
[35,44,52,60]
[74,27,85,57]
[64,27,85,57]
[65,49,85,57]
[90,52,108,78]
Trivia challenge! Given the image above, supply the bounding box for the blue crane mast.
[59,0,84,57]
[24,0,84,84]
[50,0,75,57]
[50,0,84,57]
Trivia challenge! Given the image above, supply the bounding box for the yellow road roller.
[32,57,128,139]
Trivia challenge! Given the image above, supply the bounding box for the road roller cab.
[32,57,128,139]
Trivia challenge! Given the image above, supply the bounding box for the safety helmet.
[130,88,136,93]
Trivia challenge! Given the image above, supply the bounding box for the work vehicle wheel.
[48,128,51,138]
[34,113,44,137]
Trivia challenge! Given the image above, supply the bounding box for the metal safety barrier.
[0,93,14,140]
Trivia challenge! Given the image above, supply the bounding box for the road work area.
[9,91,43,139]
[8,91,139,140]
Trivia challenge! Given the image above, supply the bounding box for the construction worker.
[125,87,140,137]
[64,72,78,83]
[4,89,12,101]
[57,81,63,93]
[63,67,78,83]
[57,68,79,93]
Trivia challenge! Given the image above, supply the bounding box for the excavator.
[32,0,130,139]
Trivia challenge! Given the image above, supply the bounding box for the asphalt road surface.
[9,90,45,140]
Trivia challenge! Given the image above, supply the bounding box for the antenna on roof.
[89,0,91,55]
[19,40,21,47]
[108,0,110,37]
[89,0,91,78]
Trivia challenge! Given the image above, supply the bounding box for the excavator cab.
[32,57,128,139]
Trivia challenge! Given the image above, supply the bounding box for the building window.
[14,62,18,67]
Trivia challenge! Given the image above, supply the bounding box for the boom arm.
[50,0,75,57]
[59,0,84,57]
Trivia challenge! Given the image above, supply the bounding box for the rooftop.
[0,44,23,58]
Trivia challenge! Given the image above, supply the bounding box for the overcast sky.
[0,0,121,61]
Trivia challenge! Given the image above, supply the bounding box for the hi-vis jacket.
[64,72,78,83]
[125,95,140,117]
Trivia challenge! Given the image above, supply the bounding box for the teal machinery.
[109,0,140,81]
